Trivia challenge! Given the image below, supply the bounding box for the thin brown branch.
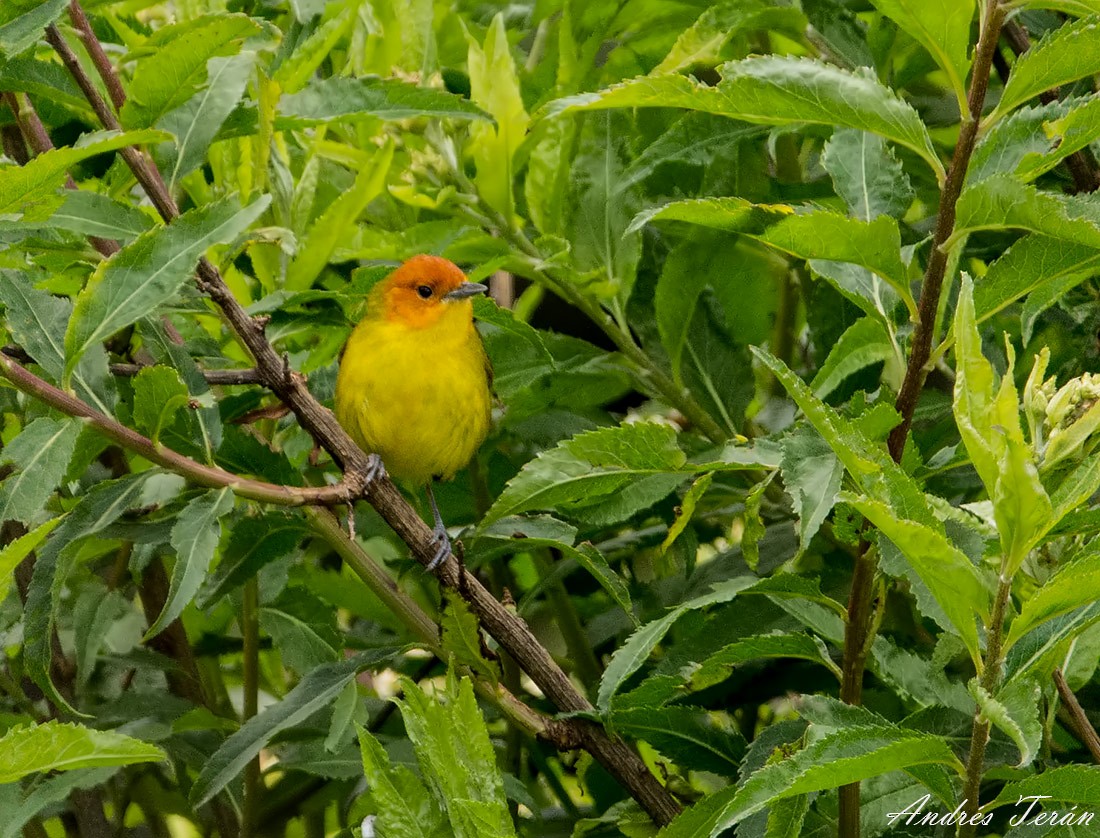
[1002,19,1100,193]
[1054,668,1100,763]
[66,1,126,111]
[43,17,682,824]
[109,360,264,385]
[0,353,368,507]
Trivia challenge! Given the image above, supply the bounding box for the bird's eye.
[416,285,433,299]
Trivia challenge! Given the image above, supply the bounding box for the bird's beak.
[443,282,489,301]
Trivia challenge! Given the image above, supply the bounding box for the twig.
[840,3,1008,835]
[108,360,264,385]
[1054,668,1100,763]
[44,11,681,823]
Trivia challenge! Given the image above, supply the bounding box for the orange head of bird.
[376,255,488,329]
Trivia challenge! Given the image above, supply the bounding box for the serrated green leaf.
[988,765,1100,811]
[0,0,69,57]
[655,241,715,385]
[441,593,500,684]
[272,5,356,94]
[598,578,754,711]
[200,513,306,605]
[145,488,234,639]
[44,190,155,242]
[0,517,60,604]
[548,56,941,177]
[868,0,974,104]
[0,722,163,782]
[657,725,962,836]
[397,672,516,838]
[285,140,393,291]
[1006,552,1100,652]
[192,651,391,808]
[611,706,747,776]
[954,175,1100,248]
[971,677,1042,767]
[466,13,529,222]
[64,195,270,379]
[0,417,81,524]
[0,129,169,221]
[1006,602,1100,682]
[753,348,936,528]
[844,494,989,665]
[994,17,1100,119]
[120,14,261,129]
[482,423,689,527]
[356,724,444,837]
[260,590,340,675]
[811,317,894,400]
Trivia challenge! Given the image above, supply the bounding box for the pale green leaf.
[441,593,500,684]
[823,129,913,221]
[988,765,1100,811]
[971,677,1042,767]
[868,0,974,103]
[131,366,191,443]
[654,2,805,74]
[1006,552,1100,651]
[811,317,894,400]
[0,722,162,783]
[278,76,490,125]
[954,175,1100,248]
[661,472,714,553]
[0,517,60,604]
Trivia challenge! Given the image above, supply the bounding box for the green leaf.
[356,724,445,838]
[654,1,805,74]
[24,471,169,712]
[272,5,356,94]
[597,578,754,711]
[160,51,257,188]
[278,76,490,125]
[657,726,962,836]
[988,765,1100,812]
[466,13,529,221]
[971,677,1042,767]
[0,271,116,415]
[753,348,936,528]
[0,129,169,221]
[44,190,156,242]
[954,175,1100,248]
[131,366,191,444]
[844,495,990,665]
[145,488,234,639]
[0,518,60,604]
[191,651,391,808]
[1006,552,1100,652]
[974,235,1100,324]
[686,632,842,691]
[285,140,393,291]
[811,318,894,400]
[397,671,516,838]
[662,472,714,553]
[0,722,163,783]
[1006,602,1100,682]
[548,56,941,177]
[64,195,270,379]
[260,587,341,674]
[482,423,690,527]
[611,706,747,776]
[823,129,913,221]
[441,593,500,684]
[868,0,974,104]
[655,241,714,385]
[0,0,69,56]
[199,513,306,605]
[0,417,81,524]
[120,14,261,129]
[994,17,1100,119]
[626,196,793,236]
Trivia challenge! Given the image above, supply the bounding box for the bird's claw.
[364,453,386,485]
[425,521,451,572]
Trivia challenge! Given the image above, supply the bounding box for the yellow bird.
[335,255,492,569]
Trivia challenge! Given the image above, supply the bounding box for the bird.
[335,255,492,571]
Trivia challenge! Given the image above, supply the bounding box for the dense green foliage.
[6,0,1100,835]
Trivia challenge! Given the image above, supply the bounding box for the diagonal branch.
[41,4,681,823]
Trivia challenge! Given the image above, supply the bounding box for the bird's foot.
[364,453,386,485]
[425,520,451,572]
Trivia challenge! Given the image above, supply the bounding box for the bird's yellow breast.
[334,300,491,486]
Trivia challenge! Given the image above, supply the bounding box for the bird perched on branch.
[335,255,491,570]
